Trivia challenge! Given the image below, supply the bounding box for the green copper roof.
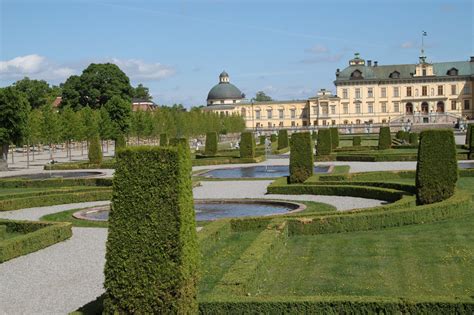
[207,82,243,100]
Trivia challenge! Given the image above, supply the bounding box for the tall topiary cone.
[329,127,339,149]
[240,132,255,158]
[289,132,313,183]
[103,146,198,313]
[316,129,332,155]
[88,134,103,164]
[277,129,289,150]
[378,127,391,150]
[416,129,458,205]
[204,132,218,156]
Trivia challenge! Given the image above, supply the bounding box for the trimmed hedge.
[330,127,339,149]
[465,123,473,145]
[416,129,458,205]
[0,177,112,189]
[378,127,391,150]
[259,135,265,145]
[316,129,332,156]
[270,134,277,143]
[240,132,255,158]
[0,219,72,263]
[277,129,289,150]
[469,125,474,159]
[104,146,199,313]
[311,130,318,140]
[0,224,6,239]
[409,132,419,146]
[44,159,116,170]
[205,132,218,156]
[289,132,314,184]
[160,133,169,146]
[352,136,361,146]
[88,134,103,164]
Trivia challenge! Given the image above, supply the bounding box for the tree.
[99,107,115,152]
[0,87,30,168]
[60,75,82,110]
[60,106,80,160]
[133,84,152,101]
[12,77,52,109]
[104,96,132,138]
[88,134,103,164]
[27,109,43,160]
[40,104,61,160]
[253,91,273,102]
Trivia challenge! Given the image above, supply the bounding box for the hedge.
[160,133,169,146]
[0,219,72,263]
[259,135,265,146]
[352,136,361,146]
[409,132,419,146]
[465,123,473,145]
[289,132,314,184]
[199,296,474,314]
[416,129,458,205]
[115,133,126,150]
[104,146,199,313]
[378,127,391,150]
[205,132,218,156]
[311,130,318,140]
[316,129,332,156]
[469,125,474,159]
[240,132,255,158]
[0,177,112,189]
[88,134,103,164]
[277,129,289,150]
[270,134,277,143]
[330,127,339,149]
[0,224,6,239]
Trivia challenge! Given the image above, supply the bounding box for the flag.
[422,31,427,36]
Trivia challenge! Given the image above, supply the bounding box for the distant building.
[52,96,62,108]
[205,54,474,129]
[131,98,158,111]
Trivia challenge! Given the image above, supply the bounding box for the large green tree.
[253,91,273,102]
[0,87,30,167]
[104,96,132,138]
[12,77,53,109]
[133,84,152,101]
[61,63,133,110]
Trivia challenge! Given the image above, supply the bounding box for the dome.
[219,71,229,78]
[207,83,243,101]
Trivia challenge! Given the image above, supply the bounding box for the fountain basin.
[200,165,331,179]
[459,162,474,169]
[73,199,305,222]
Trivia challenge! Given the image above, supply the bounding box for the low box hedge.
[44,159,116,170]
[0,177,112,189]
[0,219,72,263]
[352,136,361,146]
[0,225,6,239]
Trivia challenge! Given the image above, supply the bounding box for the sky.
[1,0,473,107]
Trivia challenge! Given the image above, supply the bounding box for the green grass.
[339,139,378,147]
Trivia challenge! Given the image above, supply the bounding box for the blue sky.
[1,0,473,107]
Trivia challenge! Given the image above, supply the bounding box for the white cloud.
[109,58,175,81]
[305,44,329,54]
[401,41,414,49]
[0,54,76,81]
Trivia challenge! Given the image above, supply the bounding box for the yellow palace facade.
[205,54,474,130]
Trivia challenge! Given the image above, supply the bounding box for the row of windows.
[341,85,471,99]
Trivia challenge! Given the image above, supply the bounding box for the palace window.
[343,120,349,124]
[406,86,412,96]
[389,71,400,79]
[313,120,318,126]
[291,121,296,127]
[465,100,471,110]
[381,103,387,113]
[255,110,261,120]
[447,68,459,76]
[343,104,348,114]
[350,70,363,79]
[393,102,400,112]
[368,103,374,113]
[267,109,273,119]
[382,119,387,123]
[331,120,336,125]
[220,100,224,104]
[393,87,399,97]
[367,87,373,98]
[330,105,336,115]
[322,120,327,126]
[355,88,361,99]
[279,109,284,119]
[290,109,296,119]
[464,85,471,95]
[451,85,457,95]
[321,105,329,116]
[438,85,443,96]
[342,89,348,99]
[355,104,361,114]
[381,87,387,98]
[268,122,272,128]
[451,100,457,110]
[279,121,284,127]
[312,106,318,115]
[422,86,428,96]
[356,119,361,124]
[422,69,427,76]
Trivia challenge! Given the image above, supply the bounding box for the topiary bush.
[465,124,473,145]
[103,146,198,313]
[311,130,318,140]
[160,133,168,146]
[259,135,266,146]
[378,127,391,150]
[205,132,218,156]
[353,136,362,146]
[396,130,404,140]
[270,134,277,143]
[88,134,103,164]
[409,132,419,146]
[277,129,289,150]
[289,132,314,184]
[330,127,339,149]
[469,125,474,159]
[416,129,458,205]
[316,129,332,156]
[115,133,126,151]
[240,132,256,158]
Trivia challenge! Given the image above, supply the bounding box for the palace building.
[205,53,474,130]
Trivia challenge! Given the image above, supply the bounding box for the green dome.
[207,82,243,101]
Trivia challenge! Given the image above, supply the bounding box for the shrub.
[114,133,126,150]
[103,146,199,314]
[311,130,318,140]
[240,132,256,158]
[353,136,362,146]
[416,129,458,205]
[205,132,218,156]
[259,135,266,145]
[270,134,277,143]
[160,133,168,146]
[289,132,314,184]
[316,129,332,156]
[409,132,419,146]
[330,127,339,149]
[277,129,289,150]
[378,126,391,150]
[88,134,103,164]
[396,130,404,140]
[465,123,473,145]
